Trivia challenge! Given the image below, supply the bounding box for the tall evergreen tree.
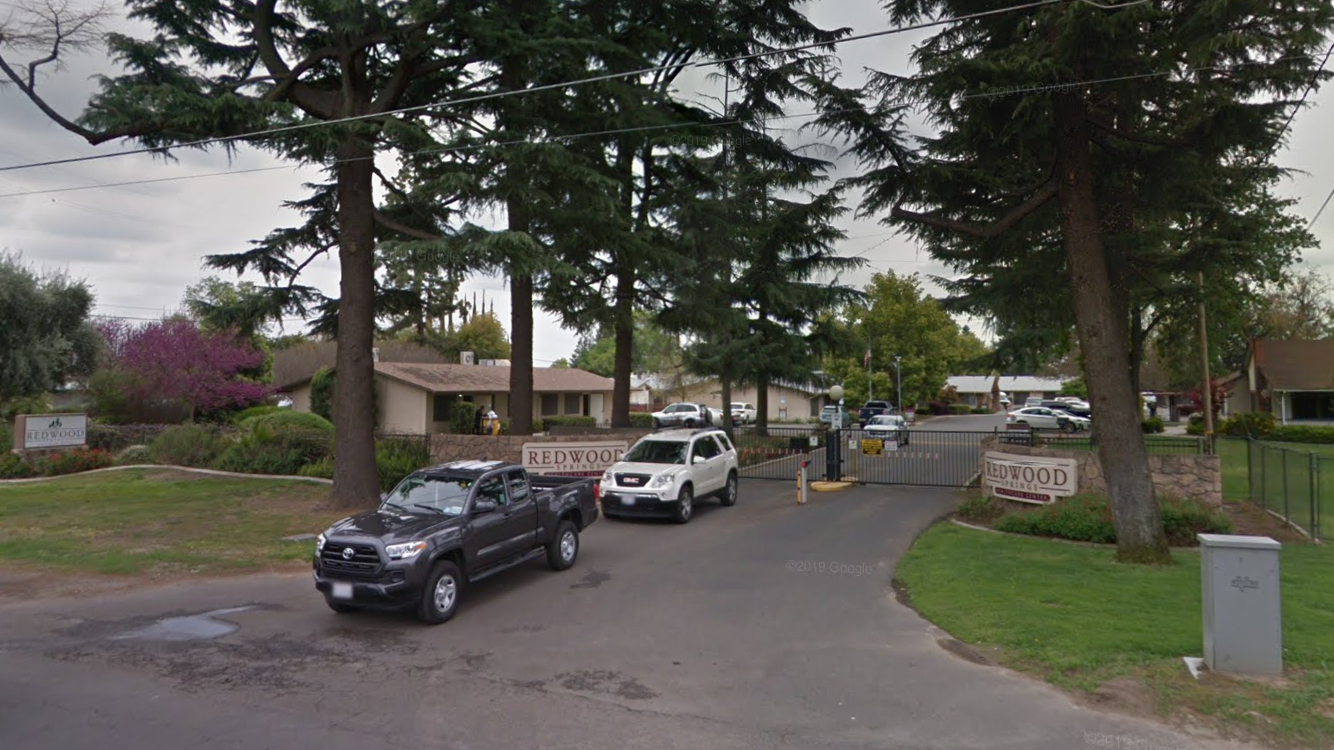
[815,0,1333,562]
[1,0,477,507]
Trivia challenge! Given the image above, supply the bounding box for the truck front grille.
[320,542,381,576]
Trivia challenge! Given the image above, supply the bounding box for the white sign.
[18,413,88,449]
[982,451,1077,504]
[523,441,628,477]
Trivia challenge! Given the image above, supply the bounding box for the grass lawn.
[898,523,1334,747]
[0,468,342,578]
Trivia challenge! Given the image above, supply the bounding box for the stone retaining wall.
[981,439,1222,506]
[430,430,653,465]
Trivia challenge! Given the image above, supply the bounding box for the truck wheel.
[326,600,361,614]
[546,520,579,571]
[417,560,462,625]
[718,472,738,506]
[673,485,693,524]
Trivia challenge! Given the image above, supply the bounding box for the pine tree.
[813,0,1334,563]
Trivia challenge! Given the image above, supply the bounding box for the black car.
[857,400,893,427]
[313,460,598,624]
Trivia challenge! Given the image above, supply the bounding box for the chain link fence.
[1247,439,1325,541]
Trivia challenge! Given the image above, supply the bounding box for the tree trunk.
[1129,305,1146,399]
[755,371,769,433]
[720,372,732,439]
[329,136,382,509]
[611,265,634,428]
[1054,92,1169,564]
[508,253,534,435]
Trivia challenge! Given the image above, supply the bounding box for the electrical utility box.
[1198,534,1283,676]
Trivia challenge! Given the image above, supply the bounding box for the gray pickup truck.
[313,460,599,624]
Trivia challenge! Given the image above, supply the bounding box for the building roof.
[272,340,448,390]
[1251,339,1334,391]
[375,362,614,394]
[946,375,1070,394]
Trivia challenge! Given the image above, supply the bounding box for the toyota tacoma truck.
[313,459,598,624]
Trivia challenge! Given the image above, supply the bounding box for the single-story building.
[283,361,615,433]
[944,375,1070,408]
[654,375,828,421]
[1239,339,1334,424]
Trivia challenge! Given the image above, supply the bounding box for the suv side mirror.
[473,500,498,514]
[692,455,706,464]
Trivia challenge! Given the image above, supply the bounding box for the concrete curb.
[0,464,334,486]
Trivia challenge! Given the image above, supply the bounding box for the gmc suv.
[313,460,598,624]
[599,428,739,523]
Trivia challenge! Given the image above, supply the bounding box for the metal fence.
[1247,439,1325,541]
[732,426,991,487]
[999,431,1210,455]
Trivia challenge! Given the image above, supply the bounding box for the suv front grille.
[319,541,381,576]
[615,473,652,487]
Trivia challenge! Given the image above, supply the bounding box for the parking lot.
[2,478,1231,750]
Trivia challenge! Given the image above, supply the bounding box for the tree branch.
[1089,115,1180,148]
[289,243,334,285]
[374,209,447,242]
[891,182,1058,238]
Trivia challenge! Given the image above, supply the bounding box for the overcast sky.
[2,0,1332,368]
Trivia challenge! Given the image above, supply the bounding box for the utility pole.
[1197,271,1214,443]
[866,343,873,402]
[893,354,902,414]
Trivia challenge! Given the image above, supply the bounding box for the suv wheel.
[684,418,696,428]
[719,472,738,506]
[673,485,693,524]
[417,560,462,625]
[546,520,579,571]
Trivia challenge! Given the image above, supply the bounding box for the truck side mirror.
[473,500,498,514]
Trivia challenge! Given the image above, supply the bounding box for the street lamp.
[892,355,902,413]
[827,384,845,481]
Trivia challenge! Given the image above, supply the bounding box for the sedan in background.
[1006,406,1078,432]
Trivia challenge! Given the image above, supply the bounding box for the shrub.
[448,400,479,434]
[994,493,1231,545]
[1141,417,1164,433]
[629,412,656,427]
[0,420,10,453]
[995,494,1117,544]
[1185,414,1205,435]
[299,458,335,479]
[240,410,333,433]
[0,453,35,479]
[87,423,170,452]
[115,445,154,466]
[232,405,284,423]
[0,394,52,421]
[1267,424,1334,444]
[376,437,431,490]
[149,424,233,467]
[1218,411,1276,439]
[1159,497,1232,545]
[970,406,992,414]
[957,493,1006,523]
[310,366,335,421]
[543,415,598,428]
[30,448,115,476]
[949,404,972,415]
[215,419,333,475]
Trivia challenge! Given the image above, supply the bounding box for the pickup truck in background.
[858,400,893,427]
[313,460,599,624]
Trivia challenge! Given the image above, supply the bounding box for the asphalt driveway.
[0,479,1255,750]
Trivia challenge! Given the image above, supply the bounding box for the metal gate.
[732,426,994,488]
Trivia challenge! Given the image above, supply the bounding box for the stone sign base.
[981,438,1222,506]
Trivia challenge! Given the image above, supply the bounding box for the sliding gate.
[732,426,991,488]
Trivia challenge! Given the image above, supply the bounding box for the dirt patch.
[1216,501,1310,544]
[1085,676,1158,717]
[0,561,310,604]
[937,637,994,666]
[890,577,914,608]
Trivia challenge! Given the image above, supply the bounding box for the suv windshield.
[382,474,473,516]
[623,439,687,464]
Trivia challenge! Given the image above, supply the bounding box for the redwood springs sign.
[522,441,628,477]
[982,451,1077,504]
[16,413,88,450]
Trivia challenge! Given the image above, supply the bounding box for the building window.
[564,393,581,415]
[434,394,470,422]
[541,393,559,416]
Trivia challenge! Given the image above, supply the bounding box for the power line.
[0,0,1134,175]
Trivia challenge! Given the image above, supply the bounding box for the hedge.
[149,424,235,467]
[1219,411,1277,438]
[629,412,656,427]
[949,404,972,415]
[1267,424,1334,444]
[542,415,598,427]
[1141,417,1164,433]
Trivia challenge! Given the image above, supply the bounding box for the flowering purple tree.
[113,319,269,420]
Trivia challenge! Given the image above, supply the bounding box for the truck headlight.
[386,541,426,560]
[649,473,675,488]
[316,533,326,552]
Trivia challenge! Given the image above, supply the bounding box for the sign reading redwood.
[522,441,629,477]
[14,413,88,450]
[982,451,1077,504]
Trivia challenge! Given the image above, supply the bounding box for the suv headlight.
[649,472,676,488]
[316,533,326,552]
[601,469,613,485]
[386,541,426,560]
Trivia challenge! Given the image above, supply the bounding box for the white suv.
[599,428,739,523]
